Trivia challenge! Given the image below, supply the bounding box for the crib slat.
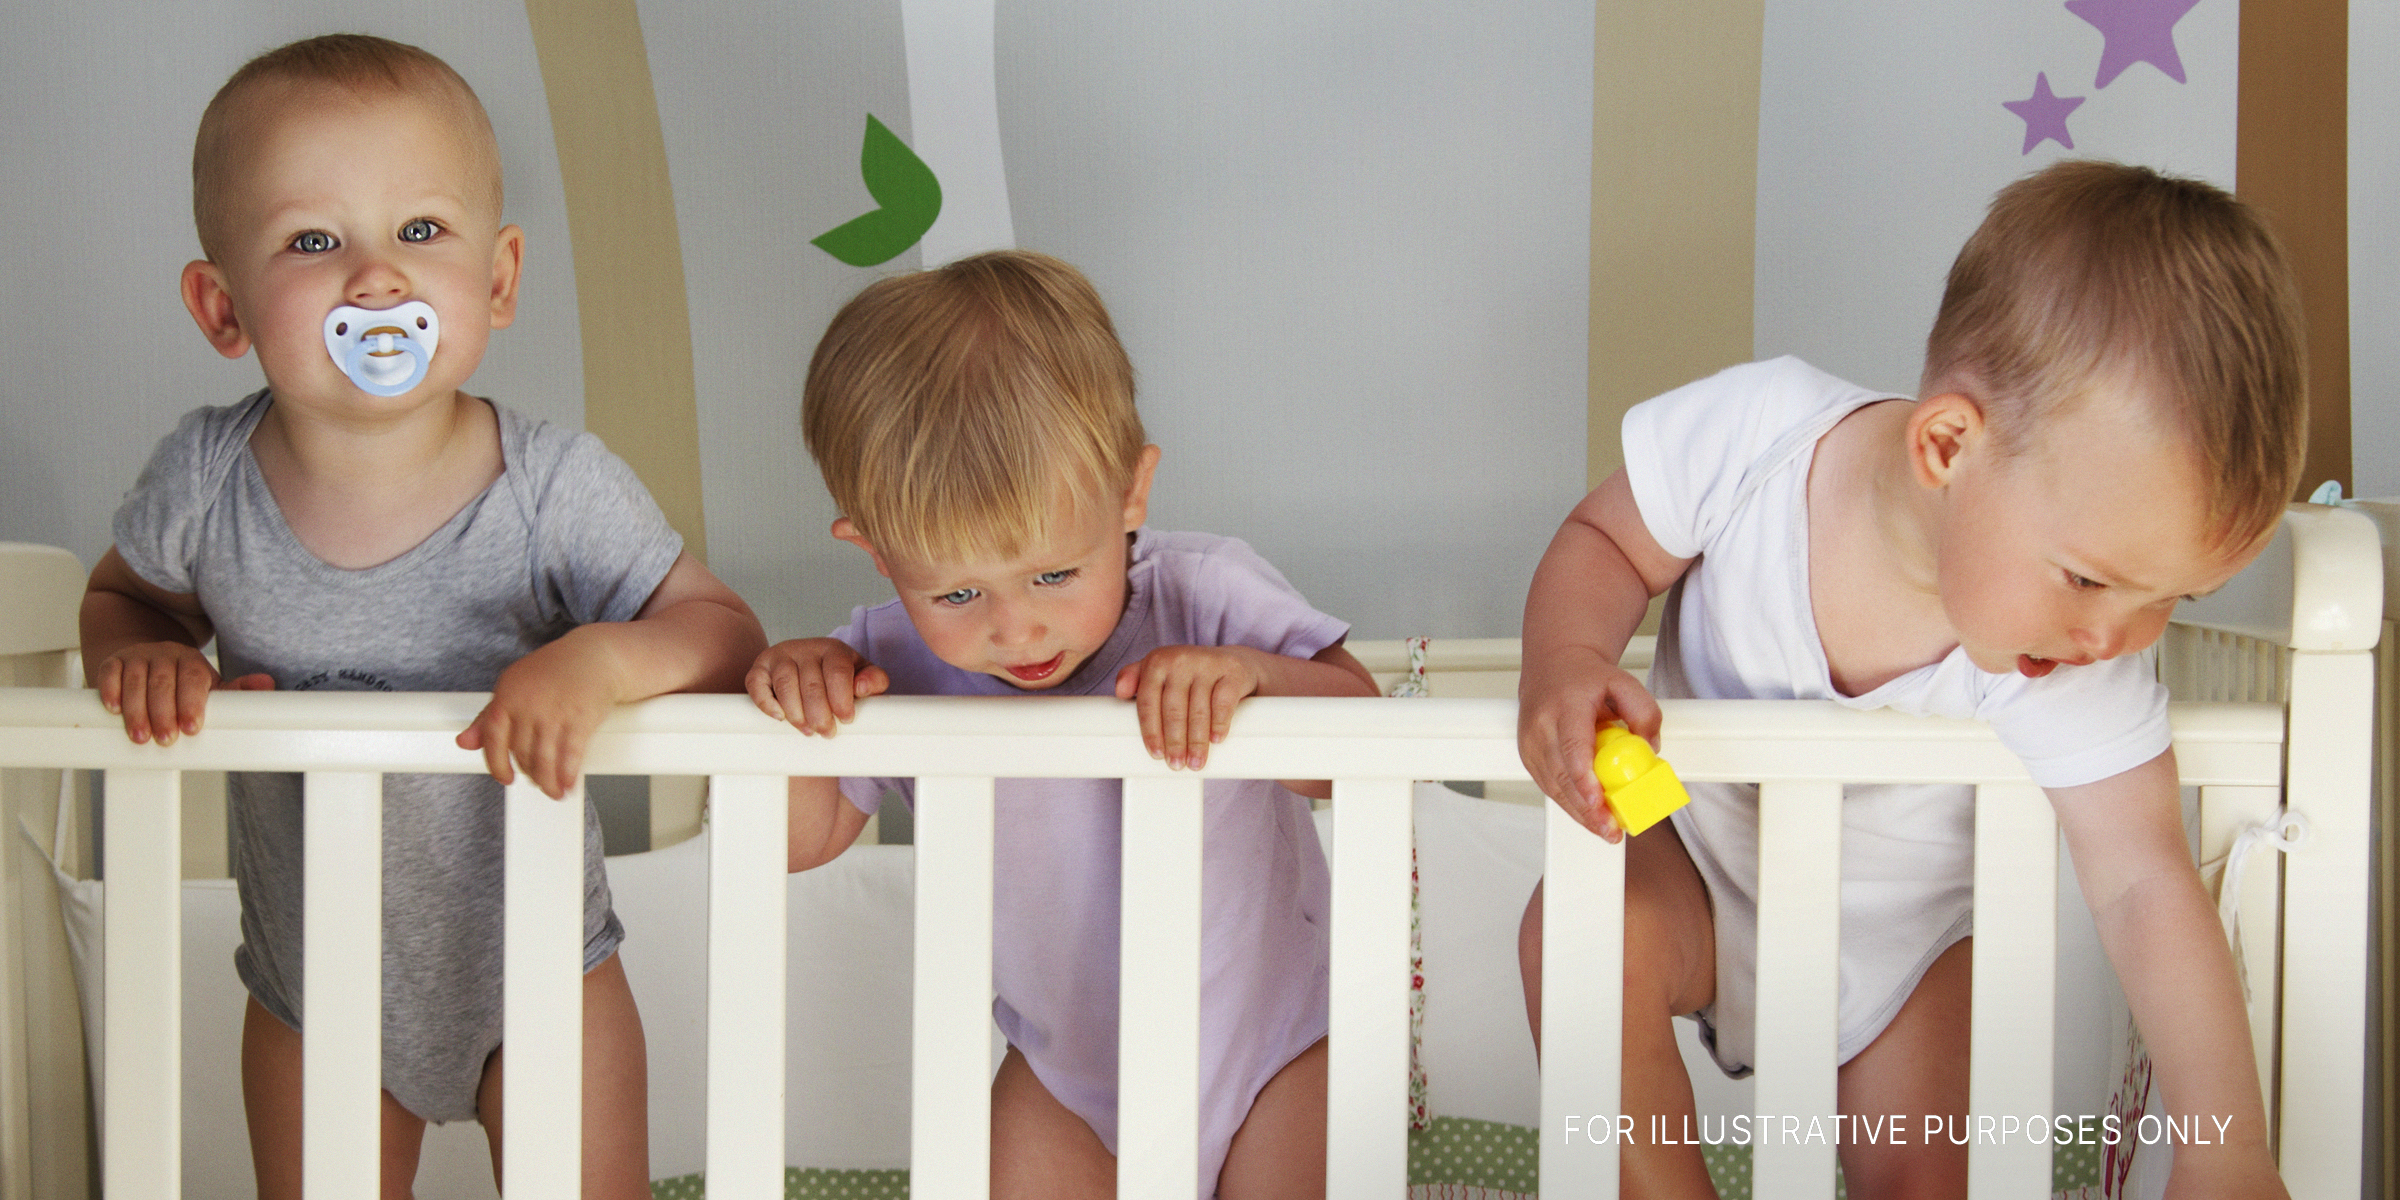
[913,776,995,1200]
[302,772,382,1200]
[1968,783,2054,1199]
[2197,783,2282,1131]
[1118,775,1203,1196]
[1327,778,1412,1200]
[1752,781,1841,1200]
[102,768,179,1200]
[504,779,585,1200]
[1539,800,1625,1199]
[707,776,789,1194]
[2277,651,2372,1195]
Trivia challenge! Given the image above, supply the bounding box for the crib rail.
[0,687,2322,1200]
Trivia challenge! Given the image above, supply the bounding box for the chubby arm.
[458,551,769,798]
[79,545,271,744]
[786,776,874,872]
[1276,642,1380,798]
[1519,469,1691,841]
[2049,751,2287,1199]
[1113,640,1377,798]
[746,637,890,871]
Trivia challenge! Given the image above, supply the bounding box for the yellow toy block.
[1593,723,1690,836]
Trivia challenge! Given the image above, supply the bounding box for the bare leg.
[991,1045,1115,1199]
[1519,821,1719,1199]
[240,995,429,1200]
[477,953,652,1199]
[1836,938,1971,1199]
[1216,1036,1328,1200]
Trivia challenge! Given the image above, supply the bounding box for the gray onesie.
[112,390,682,1122]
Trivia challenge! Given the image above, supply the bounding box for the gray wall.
[635,0,917,643]
[642,0,1594,642]
[1753,0,2239,393]
[2,4,1596,647]
[995,2,1593,640]
[0,1,586,569]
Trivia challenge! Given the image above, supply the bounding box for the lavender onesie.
[835,528,1346,1197]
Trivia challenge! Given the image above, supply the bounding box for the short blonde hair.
[1923,160,2307,548]
[804,250,1146,563]
[192,34,502,260]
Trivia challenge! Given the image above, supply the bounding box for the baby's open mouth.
[2017,654,2059,678]
[1006,653,1065,682]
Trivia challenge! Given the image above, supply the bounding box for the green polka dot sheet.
[649,1167,908,1199]
[646,1121,2108,1198]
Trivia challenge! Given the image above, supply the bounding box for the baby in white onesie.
[1515,161,2309,1198]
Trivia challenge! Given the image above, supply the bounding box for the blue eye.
[291,230,336,253]
[398,219,439,243]
[1035,569,1077,586]
[934,588,980,607]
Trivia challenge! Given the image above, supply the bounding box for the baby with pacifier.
[81,34,765,1198]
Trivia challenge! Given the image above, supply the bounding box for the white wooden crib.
[0,500,2381,1200]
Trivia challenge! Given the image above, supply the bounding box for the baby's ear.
[1120,444,1163,531]
[830,518,893,578]
[1907,393,1984,487]
[179,260,250,359]
[487,225,526,329]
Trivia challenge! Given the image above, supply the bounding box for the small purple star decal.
[2065,0,2202,88]
[2004,73,2084,154]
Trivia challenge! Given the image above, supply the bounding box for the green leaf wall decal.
[812,114,943,267]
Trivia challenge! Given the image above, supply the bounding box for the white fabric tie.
[2199,809,2308,1005]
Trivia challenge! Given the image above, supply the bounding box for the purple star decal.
[2003,73,2084,154]
[2065,0,2202,88]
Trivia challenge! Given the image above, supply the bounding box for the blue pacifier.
[322,301,440,397]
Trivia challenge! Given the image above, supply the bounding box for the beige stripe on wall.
[2237,0,2349,497]
[1588,0,1764,491]
[523,0,709,562]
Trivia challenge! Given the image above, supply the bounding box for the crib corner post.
[2275,647,2374,1193]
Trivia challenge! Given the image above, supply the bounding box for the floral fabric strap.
[1386,636,1432,1129]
